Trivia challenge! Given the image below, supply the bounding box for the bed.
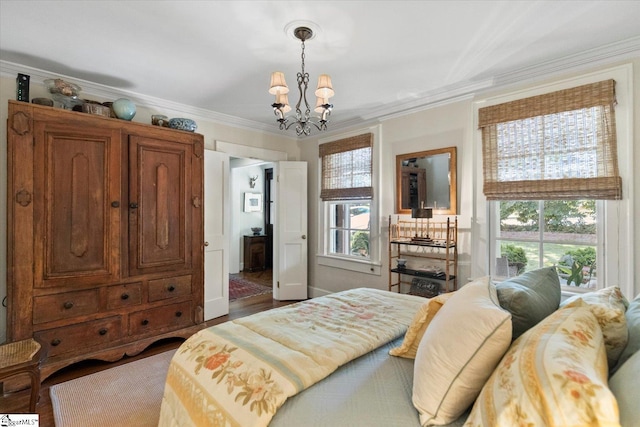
[158,279,638,427]
[157,288,436,427]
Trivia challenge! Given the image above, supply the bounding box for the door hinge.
[277,281,280,288]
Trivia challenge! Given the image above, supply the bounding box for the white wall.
[301,59,640,301]
[301,100,475,296]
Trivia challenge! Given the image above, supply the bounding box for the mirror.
[396,146,457,215]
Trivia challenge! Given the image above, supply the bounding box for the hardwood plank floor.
[1,292,294,426]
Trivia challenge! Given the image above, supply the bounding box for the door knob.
[204,241,209,247]
[301,235,307,240]
[129,202,138,209]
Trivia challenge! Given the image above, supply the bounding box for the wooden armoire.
[6,100,204,379]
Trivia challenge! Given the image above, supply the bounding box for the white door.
[273,161,308,300]
[204,150,230,320]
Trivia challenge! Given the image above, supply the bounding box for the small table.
[0,338,42,412]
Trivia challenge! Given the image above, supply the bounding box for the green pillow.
[611,293,640,374]
[496,267,561,340]
[609,348,640,427]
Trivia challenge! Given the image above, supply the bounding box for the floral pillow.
[464,305,619,427]
[561,286,629,368]
[389,292,454,359]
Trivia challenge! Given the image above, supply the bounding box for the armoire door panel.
[34,124,121,288]
[129,135,191,275]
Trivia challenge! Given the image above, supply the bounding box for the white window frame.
[317,125,382,275]
[327,200,372,258]
[489,199,604,292]
[473,64,634,298]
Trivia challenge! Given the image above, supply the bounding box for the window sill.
[561,286,595,297]
[317,254,381,276]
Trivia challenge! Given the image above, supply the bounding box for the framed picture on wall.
[244,193,262,212]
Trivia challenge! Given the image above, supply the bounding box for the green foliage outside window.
[499,200,596,233]
[557,247,596,286]
[351,231,370,257]
[500,243,527,274]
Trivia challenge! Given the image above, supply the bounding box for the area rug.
[229,275,272,301]
[50,349,176,427]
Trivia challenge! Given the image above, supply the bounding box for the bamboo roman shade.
[320,133,373,201]
[478,79,622,200]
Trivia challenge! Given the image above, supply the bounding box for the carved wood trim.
[193,140,203,158]
[16,189,32,207]
[11,111,31,136]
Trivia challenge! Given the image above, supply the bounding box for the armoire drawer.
[148,275,192,302]
[35,316,123,357]
[33,289,100,324]
[106,283,142,309]
[129,301,192,336]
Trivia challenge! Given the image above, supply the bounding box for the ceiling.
[1,1,640,136]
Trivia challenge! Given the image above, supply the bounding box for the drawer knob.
[141,319,149,326]
[175,311,183,317]
[111,201,120,208]
[168,285,176,292]
[129,202,138,209]
[51,339,61,346]
[121,293,129,300]
[63,301,74,310]
[99,328,108,336]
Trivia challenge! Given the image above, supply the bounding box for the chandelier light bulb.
[314,96,329,113]
[276,93,291,113]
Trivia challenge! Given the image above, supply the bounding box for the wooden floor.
[1,285,293,426]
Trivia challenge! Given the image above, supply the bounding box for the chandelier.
[269,26,334,136]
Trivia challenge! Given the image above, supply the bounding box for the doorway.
[229,159,274,300]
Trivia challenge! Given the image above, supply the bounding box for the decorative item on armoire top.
[251,227,263,236]
[44,78,83,109]
[152,115,169,127]
[16,73,30,102]
[168,118,197,132]
[112,98,137,120]
[82,101,111,117]
[32,97,54,107]
[101,102,117,118]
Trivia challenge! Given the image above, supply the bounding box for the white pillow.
[412,276,512,425]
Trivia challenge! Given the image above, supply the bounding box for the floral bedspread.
[158,288,424,427]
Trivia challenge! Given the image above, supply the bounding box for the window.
[328,202,371,258]
[318,132,376,269]
[492,200,599,289]
[479,79,622,289]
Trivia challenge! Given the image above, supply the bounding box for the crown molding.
[491,36,640,88]
[0,60,292,139]
[2,36,638,139]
